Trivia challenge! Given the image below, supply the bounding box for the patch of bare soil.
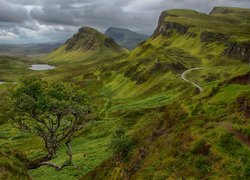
[229,71,250,85]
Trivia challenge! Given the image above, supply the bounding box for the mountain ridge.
[105,27,148,50]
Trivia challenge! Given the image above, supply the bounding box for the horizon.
[0,0,250,44]
[0,1,250,179]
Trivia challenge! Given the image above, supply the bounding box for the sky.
[0,0,249,44]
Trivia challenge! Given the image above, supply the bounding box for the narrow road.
[181,68,203,92]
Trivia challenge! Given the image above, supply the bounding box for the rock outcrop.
[65,27,99,51]
[200,31,229,42]
[152,12,189,37]
[223,42,250,62]
[209,7,234,15]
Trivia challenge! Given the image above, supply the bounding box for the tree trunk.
[28,142,58,169]
[28,155,52,169]
[28,140,75,171]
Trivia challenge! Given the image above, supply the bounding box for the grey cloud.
[0,0,29,23]
[0,0,250,43]
[30,5,77,26]
[6,0,40,5]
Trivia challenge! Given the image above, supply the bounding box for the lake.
[0,82,5,84]
[29,64,55,71]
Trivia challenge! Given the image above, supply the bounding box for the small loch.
[29,64,55,71]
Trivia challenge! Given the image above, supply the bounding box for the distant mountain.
[0,43,63,57]
[105,27,149,50]
[47,27,126,62]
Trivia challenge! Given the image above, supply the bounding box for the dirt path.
[181,68,203,92]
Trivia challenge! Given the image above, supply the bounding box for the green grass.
[164,8,250,41]
[29,120,114,180]
[47,27,127,63]
[0,6,250,180]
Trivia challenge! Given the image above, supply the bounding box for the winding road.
[181,68,203,92]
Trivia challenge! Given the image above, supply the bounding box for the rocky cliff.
[224,41,250,62]
[151,9,250,63]
[153,11,189,37]
[200,31,229,42]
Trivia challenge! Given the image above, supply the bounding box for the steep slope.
[82,7,250,179]
[0,149,30,179]
[152,8,250,62]
[47,27,126,62]
[105,27,148,50]
[0,7,249,180]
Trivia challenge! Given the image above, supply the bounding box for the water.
[29,64,55,71]
[0,81,5,84]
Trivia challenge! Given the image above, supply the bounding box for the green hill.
[82,7,250,179]
[105,27,149,50]
[0,56,30,81]
[0,7,249,180]
[47,27,127,62]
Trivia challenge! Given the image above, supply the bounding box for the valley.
[0,6,249,180]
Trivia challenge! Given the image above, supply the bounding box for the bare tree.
[9,77,92,170]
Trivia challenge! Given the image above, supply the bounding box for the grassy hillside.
[0,43,62,57]
[82,7,250,179]
[0,7,249,180]
[0,148,30,179]
[0,56,31,82]
[47,27,127,62]
[160,8,250,41]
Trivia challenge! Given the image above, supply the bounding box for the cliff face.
[223,42,250,62]
[152,12,189,37]
[151,9,250,63]
[200,31,229,42]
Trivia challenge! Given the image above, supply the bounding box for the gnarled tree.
[9,77,92,171]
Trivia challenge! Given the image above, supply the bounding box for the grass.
[47,27,127,63]
[164,8,250,41]
[0,6,250,180]
[29,121,113,180]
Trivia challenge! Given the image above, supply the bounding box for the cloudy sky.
[0,0,249,44]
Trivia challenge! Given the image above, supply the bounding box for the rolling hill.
[0,6,249,180]
[0,43,62,57]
